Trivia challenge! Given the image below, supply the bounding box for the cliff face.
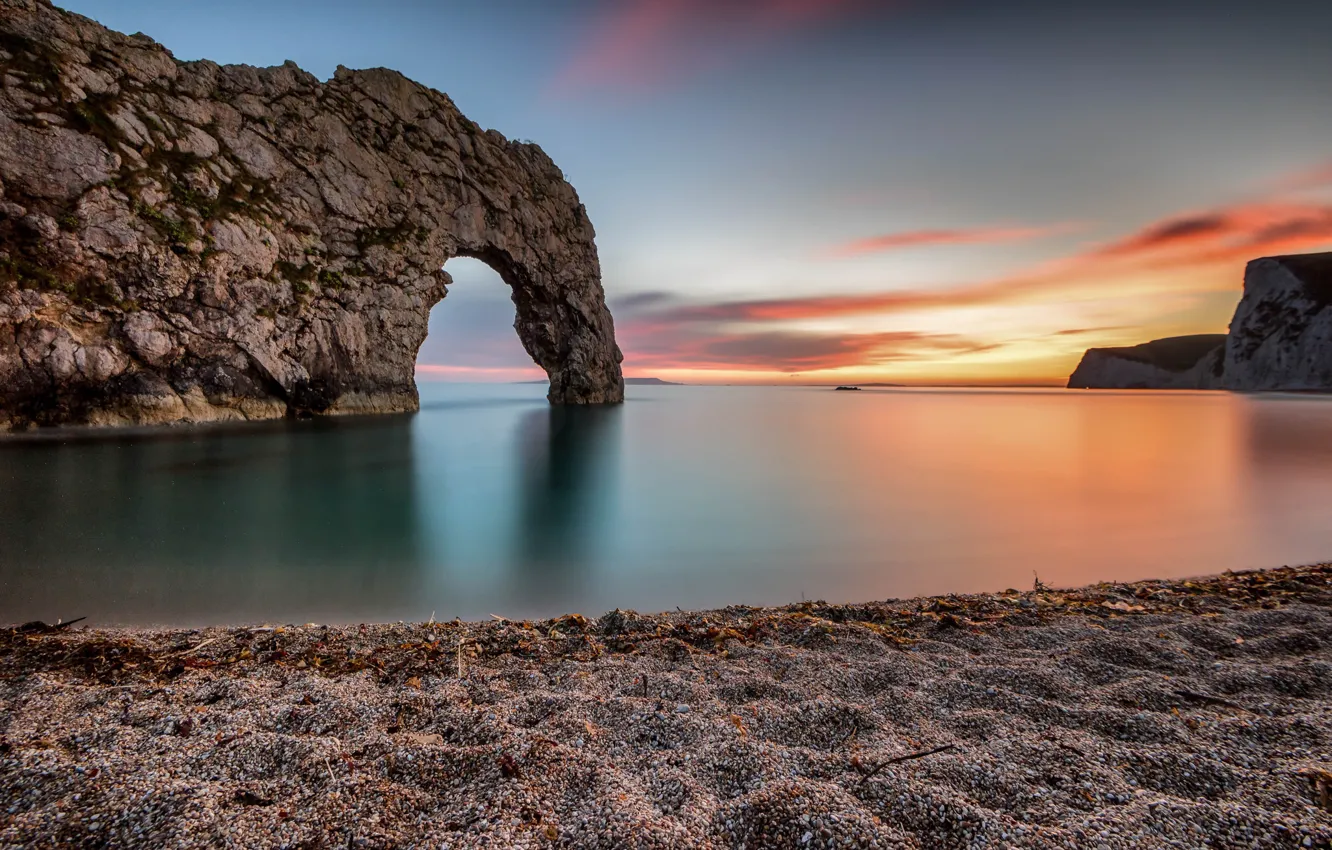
[1069,253,1332,392]
[1067,335,1225,390]
[0,0,623,430]
[1220,254,1332,391]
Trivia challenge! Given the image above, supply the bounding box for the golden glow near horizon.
[418,181,1332,385]
[604,190,1332,384]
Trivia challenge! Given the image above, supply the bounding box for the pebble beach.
[2,564,1330,849]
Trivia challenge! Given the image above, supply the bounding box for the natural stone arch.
[0,0,622,430]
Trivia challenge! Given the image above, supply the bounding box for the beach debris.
[15,617,86,634]
[1172,689,1249,713]
[1300,768,1332,813]
[234,790,274,807]
[1102,600,1147,613]
[854,744,959,784]
[727,714,749,738]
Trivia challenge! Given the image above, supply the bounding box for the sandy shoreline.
[2,565,1331,849]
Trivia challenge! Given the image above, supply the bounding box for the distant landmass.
[1069,252,1332,391]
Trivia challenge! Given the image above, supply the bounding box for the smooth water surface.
[3,384,1332,626]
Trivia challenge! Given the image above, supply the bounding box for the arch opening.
[415,257,546,386]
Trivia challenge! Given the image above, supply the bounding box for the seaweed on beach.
[2,564,1328,686]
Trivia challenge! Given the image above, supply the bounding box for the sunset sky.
[61,0,1332,385]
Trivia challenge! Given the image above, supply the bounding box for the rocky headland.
[1069,253,1332,390]
[0,0,623,431]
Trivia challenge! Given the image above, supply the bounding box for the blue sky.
[57,0,1332,382]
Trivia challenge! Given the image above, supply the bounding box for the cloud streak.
[826,224,1076,257]
[622,326,998,372]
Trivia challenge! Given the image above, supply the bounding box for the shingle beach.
[3,565,1330,848]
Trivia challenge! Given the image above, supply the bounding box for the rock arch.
[0,0,623,430]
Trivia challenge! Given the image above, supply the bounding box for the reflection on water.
[511,405,621,597]
[0,417,427,625]
[2,384,1332,626]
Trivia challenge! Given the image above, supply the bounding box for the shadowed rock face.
[1068,335,1226,390]
[0,0,623,430]
[1069,252,1332,391]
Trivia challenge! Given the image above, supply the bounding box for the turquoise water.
[3,384,1332,626]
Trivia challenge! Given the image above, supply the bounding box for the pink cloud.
[549,0,875,96]
[1271,159,1332,194]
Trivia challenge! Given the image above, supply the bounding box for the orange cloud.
[826,224,1076,257]
[634,199,1332,326]
[549,0,875,96]
[1088,203,1332,268]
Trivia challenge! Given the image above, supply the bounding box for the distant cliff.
[1068,253,1332,391]
[1068,335,1225,390]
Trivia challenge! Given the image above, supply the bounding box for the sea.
[2,383,1331,626]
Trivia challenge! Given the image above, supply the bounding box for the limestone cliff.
[1069,253,1332,391]
[1068,335,1225,390]
[0,0,623,430]
[1220,254,1332,390]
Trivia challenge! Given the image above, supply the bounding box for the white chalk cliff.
[1069,253,1332,391]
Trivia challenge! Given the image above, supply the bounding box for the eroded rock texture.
[1221,254,1332,390]
[1069,252,1332,391]
[0,0,623,430]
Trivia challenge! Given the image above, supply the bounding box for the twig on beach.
[836,719,861,750]
[855,744,958,784]
[457,639,475,679]
[881,743,958,765]
[168,637,220,657]
[1173,689,1248,712]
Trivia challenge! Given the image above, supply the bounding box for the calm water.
[3,384,1332,627]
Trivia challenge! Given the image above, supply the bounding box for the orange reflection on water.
[763,389,1294,601]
